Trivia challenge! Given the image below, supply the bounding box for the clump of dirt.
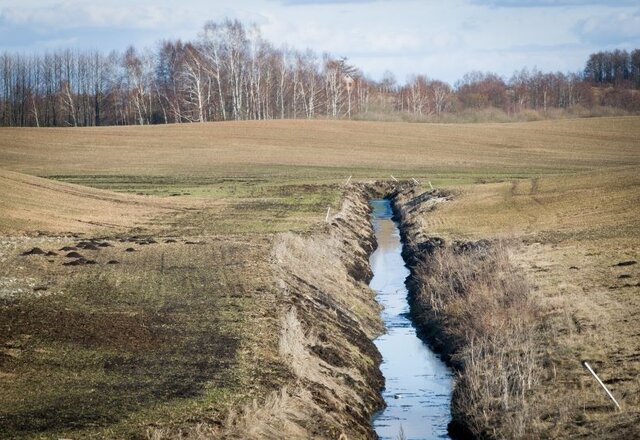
[125,247,136,252]
[107,260,120,265]
[614,260,637,267]
[21,247,45,256]
[59,246,77,251]
[45,251,58,256]
[65,251,84,258]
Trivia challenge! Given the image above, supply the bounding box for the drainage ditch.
[369,198,453,440]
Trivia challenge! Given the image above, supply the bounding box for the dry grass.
[413,243,542,439]
[0,169,191,235]
[397,165,639,437]
[422,167,639,241]
[265,189,385,438]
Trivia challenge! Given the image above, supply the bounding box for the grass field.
[0,117,638,438]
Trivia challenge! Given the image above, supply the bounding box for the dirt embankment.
[392,185,542,439]
[223,183,391,439]
[391,184,640,439]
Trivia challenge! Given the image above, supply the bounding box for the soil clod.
[21,247,45,256]
[614,260,637,267]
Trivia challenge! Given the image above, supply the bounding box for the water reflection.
[370,199,453,440]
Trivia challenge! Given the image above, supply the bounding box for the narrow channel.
[370,199,453,440]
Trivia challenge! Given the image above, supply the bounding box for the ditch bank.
[391,185,544,439]
[225,183,392,439]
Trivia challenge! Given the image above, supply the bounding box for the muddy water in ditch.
[370,199,453,440]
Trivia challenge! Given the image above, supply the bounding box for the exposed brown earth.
[1,118,639,179]
[0,169,192,235]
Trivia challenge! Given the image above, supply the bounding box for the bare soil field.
[1,117,639,179]
[0,117,638,438]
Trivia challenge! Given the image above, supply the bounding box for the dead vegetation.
[254,185,386,439]
[413,242,543,438]
[394,176,640,439]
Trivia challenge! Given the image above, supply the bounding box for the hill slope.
[0,169,180,234]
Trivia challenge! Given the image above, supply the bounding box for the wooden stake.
[345,175,352,185]
[411,177,420,184]
[583,361,621,411]
[428,181,434,190]
[325,207,331,222]
[390,175,398,182]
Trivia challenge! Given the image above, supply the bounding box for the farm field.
[0,117,639,438]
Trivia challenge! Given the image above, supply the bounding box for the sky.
[1,0,639,85]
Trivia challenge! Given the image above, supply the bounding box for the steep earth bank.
[225,183,393,439]
[392,185,542,439]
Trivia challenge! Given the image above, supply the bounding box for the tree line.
[1,20,639,127]
[584,49,640,86]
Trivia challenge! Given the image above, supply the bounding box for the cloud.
[1,0,638,85]
[278,0,381,4]
[574,9,640,44]
[470,0,638,7]
[0,2,178,30]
